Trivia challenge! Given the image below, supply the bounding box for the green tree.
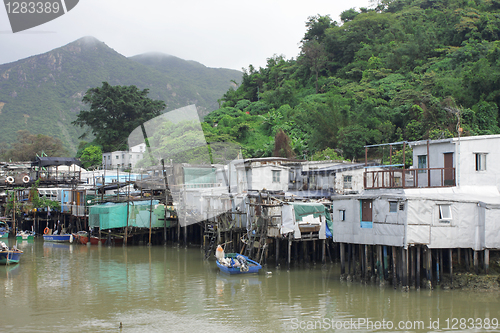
[3,130,67,161]
[337,125,369,161]
[300,40,328,93]
[303,14,334,42]
[72,82,166,152]
[79,145,103,169]
[311,148,347,161]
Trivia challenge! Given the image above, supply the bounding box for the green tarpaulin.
[291,202,332,235]
[89,200,167,229]
[183,167,216,185]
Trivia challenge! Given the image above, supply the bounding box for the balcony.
[364,167,456,189]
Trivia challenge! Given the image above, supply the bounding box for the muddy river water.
[1,239,499,332]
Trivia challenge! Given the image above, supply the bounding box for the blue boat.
[43,234,74,243]
[0,242,23,265]
[216,253,262,275]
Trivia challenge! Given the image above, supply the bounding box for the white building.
[102,143,147,170]
[331,134,500,251]
[234,157,291,193]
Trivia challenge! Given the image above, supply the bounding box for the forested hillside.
[202,0,500,160]
[0,37,241,155]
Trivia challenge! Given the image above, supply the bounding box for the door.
[361,199,373,221]
[444,152,455,186]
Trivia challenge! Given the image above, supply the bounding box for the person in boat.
[56,221,62,235]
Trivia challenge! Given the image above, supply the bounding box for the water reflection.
[0,240,498,332]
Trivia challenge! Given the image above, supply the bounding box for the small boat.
[73,231,88,244]
[215,246,262,275]
[16,230,35,240]
[74,231,125,245]
[43,233,74,243]
[0,241,23,265]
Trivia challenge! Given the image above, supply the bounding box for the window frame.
[272,170,281,183]
[417,155,427,173]
[389,201,398,213]
[343,175,353,189]
[475,153,487,171]
[439,204,452,222]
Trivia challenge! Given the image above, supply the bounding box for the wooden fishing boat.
[0,242,23,265]
[43,233,74,243]
[74,231,125,245]
[216,253,262,275]
[16,231,35,240]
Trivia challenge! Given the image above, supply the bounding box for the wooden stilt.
[359,244,364,279]
[416,246,421,289]
[410,247,415,288]
[294,240,298,265]
[303,241,308,263]
[474,250,479,275]
[276,237,280,268]
[465,248,470,271]
[364,245,369,281]
[371,245,376,278]
[340,243,345,275]
[383,246,388,280]
[347,244,351,276]
[469,249,474,271]
[449,249,453,289]
[377,245,383,282]
[288,237,291,271]
[322,239,326,265]
[439,249,444,283]
[402,248,408,288]
[392,246,397,288]
[485,249,489,274]
[457,248,461,266]
[428,248,433,287]
[326,240,333,263]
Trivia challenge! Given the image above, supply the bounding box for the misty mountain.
[0,36,241,154]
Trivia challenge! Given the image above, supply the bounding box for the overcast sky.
[0,0,373,71]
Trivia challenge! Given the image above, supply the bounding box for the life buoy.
[22,175,30,183]
[44,227,50,235]
[6,176,14,184]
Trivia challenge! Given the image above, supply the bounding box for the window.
[339,210,346,221]
[439,204,452,222]
[344,175,352,189]
[115,155,119,160]
[418,155,427,173]
[475,153,487,171]
[272,170,281,183]
[399,202,405,211]
[389,201,398,213]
